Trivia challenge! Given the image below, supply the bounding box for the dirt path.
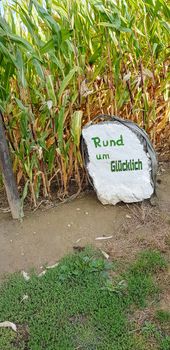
[0,163,170,277]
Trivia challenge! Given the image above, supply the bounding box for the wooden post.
[0,112,23,219]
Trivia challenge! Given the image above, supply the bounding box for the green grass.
[156,310,170,325]
[0,248,169,350]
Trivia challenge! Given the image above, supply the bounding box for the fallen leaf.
[100,250,109,259]
[46,262,59,269]
[75,238,81,243]
[0,321,17,332]
[95,235,113,240]
[123,72,131,81]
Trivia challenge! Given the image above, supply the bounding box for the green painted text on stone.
[111,159,143,172]
[92,135,124,148]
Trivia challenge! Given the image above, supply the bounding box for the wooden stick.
[0,112,23,219]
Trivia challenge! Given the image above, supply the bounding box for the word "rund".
[111,159,143,172]
[92,135,124,148]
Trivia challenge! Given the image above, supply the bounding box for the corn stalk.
[0,0,169,205]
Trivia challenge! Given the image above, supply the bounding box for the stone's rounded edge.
[81,128,95,188]
[97,187,154,206]
[116,119,157,191]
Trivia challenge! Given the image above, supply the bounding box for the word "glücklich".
[111,159,143,172]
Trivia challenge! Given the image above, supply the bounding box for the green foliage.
[125,250,167,307]
[0,0,169,203]
[128,250,167,274]
[126,272,157,307]
[160,336,170,350]
[71,110,83,147]
[156,310,170,325]
[0,248,168,349]
[141,321,170,350]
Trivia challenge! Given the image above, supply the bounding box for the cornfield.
[0,0,169,206]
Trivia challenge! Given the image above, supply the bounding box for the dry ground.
[0,163,169,289]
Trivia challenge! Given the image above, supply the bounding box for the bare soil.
[0,163,169,285]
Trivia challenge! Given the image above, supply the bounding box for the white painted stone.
[82,122,154,205]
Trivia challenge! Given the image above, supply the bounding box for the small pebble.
[85,212,89,215]
[67,224,71,227]
[76,208,80,211]
[126,215,131,219]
